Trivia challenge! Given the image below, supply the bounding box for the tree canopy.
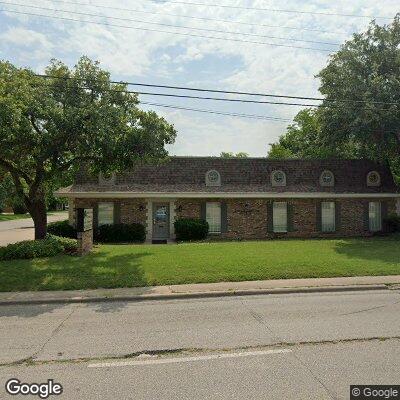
[220,152,249,158]
[0,56,176,238]
[268,15,400,178]
[267,109,358,160]
[318,15,400,166]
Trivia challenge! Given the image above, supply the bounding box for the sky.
[0,0,399,156]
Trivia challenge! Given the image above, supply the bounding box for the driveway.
[0,211,68,246]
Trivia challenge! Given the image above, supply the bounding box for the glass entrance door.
[153,203,170,239]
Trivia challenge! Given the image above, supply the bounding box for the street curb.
[0,284,390,306]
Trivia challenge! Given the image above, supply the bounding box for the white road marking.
[88,349,292,368]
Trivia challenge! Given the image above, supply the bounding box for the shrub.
[47,220,77,238]
[0,236,63,261]
[13,204,27,215]
[0,235,78,261]
[96,223,146,243]
[48,234,78,254]
[174,218,209,241]
[384,214,400,233]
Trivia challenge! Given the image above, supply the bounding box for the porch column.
[146,200,153,242]
[170,200,176,239]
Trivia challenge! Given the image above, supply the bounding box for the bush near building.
[384,214,400,233]
[96,223,146,243]
[0,235,77,261]
[174,218,209,241]
[47,220,77,239]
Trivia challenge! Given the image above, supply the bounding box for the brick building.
[57,157,400,242]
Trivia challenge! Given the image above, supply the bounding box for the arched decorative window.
[320,170,335,187]
[99,172,116,186]
[271,170,286,187]
[367,171,381,187]
[205,170,221,187]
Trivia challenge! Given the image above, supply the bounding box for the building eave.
[55,190,400,199]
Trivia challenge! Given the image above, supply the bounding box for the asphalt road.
[0,212,68,245]
[1,290,400,399]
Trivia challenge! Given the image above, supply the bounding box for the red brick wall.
[176,197,397,239]
[69,197,397,240]
[73,198,147,227]
[77,230,93,255]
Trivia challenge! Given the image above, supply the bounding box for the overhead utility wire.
[0,8,335,52]
[39,0,349,36]
[35,74,400,107]
[89,90,389,108]
[140,101,291,121]
[32,78,324,107]
[141,0,392,20]
[0,1,339,46]
[24,80,290,121]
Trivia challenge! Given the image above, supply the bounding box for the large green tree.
[317,15,400,168]
[267,109,357,159]
[268,16,400,175]
[0,57,176,239]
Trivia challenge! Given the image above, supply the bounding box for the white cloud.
[0,27,51,47]
[161,109,286,156]
[1,0,399,154]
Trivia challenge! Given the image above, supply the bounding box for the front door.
[153,203,170,239]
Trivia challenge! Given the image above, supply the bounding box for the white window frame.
[273,202,288,233]
[320,170,335,187]
[98,202,114,227]
[205,170,221,187]
[367,171,381,187]
[271,170,287,187]
[321,201,336,232]
[206,202,221,234]
[369,201,382,232]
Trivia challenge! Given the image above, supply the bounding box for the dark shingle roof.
[70,157,398,194]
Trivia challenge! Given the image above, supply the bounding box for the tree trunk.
[396,132,400,148]
[28,198,47,240]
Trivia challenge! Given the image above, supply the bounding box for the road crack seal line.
[1,336,400,369]
[240,297,282,343]
[240,297,338,399]
[288,350,338,400]
[339,299,400,316]
[30,304,79,361]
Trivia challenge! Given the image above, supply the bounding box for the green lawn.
[0,237,399,292]
[0,213,31,222]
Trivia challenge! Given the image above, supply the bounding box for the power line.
[35,74,400,107]
[25,80,291,121]
[40,0,350,36]
[0,1,340,46]
[33,77,322,107]
[103,90,325,107]
[140,101,291,121]
[0,8,335,52]
[142,0,392,20]
[25,77,400,122]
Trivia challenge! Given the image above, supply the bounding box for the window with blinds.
[206,202,221,233]
[273,202,288,233]
[321,202,335,232]
[98,202,114,226]
[369,202,382,232]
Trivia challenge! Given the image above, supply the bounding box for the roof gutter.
[55,191,400,199]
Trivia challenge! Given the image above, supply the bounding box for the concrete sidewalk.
[1,275,400,305]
